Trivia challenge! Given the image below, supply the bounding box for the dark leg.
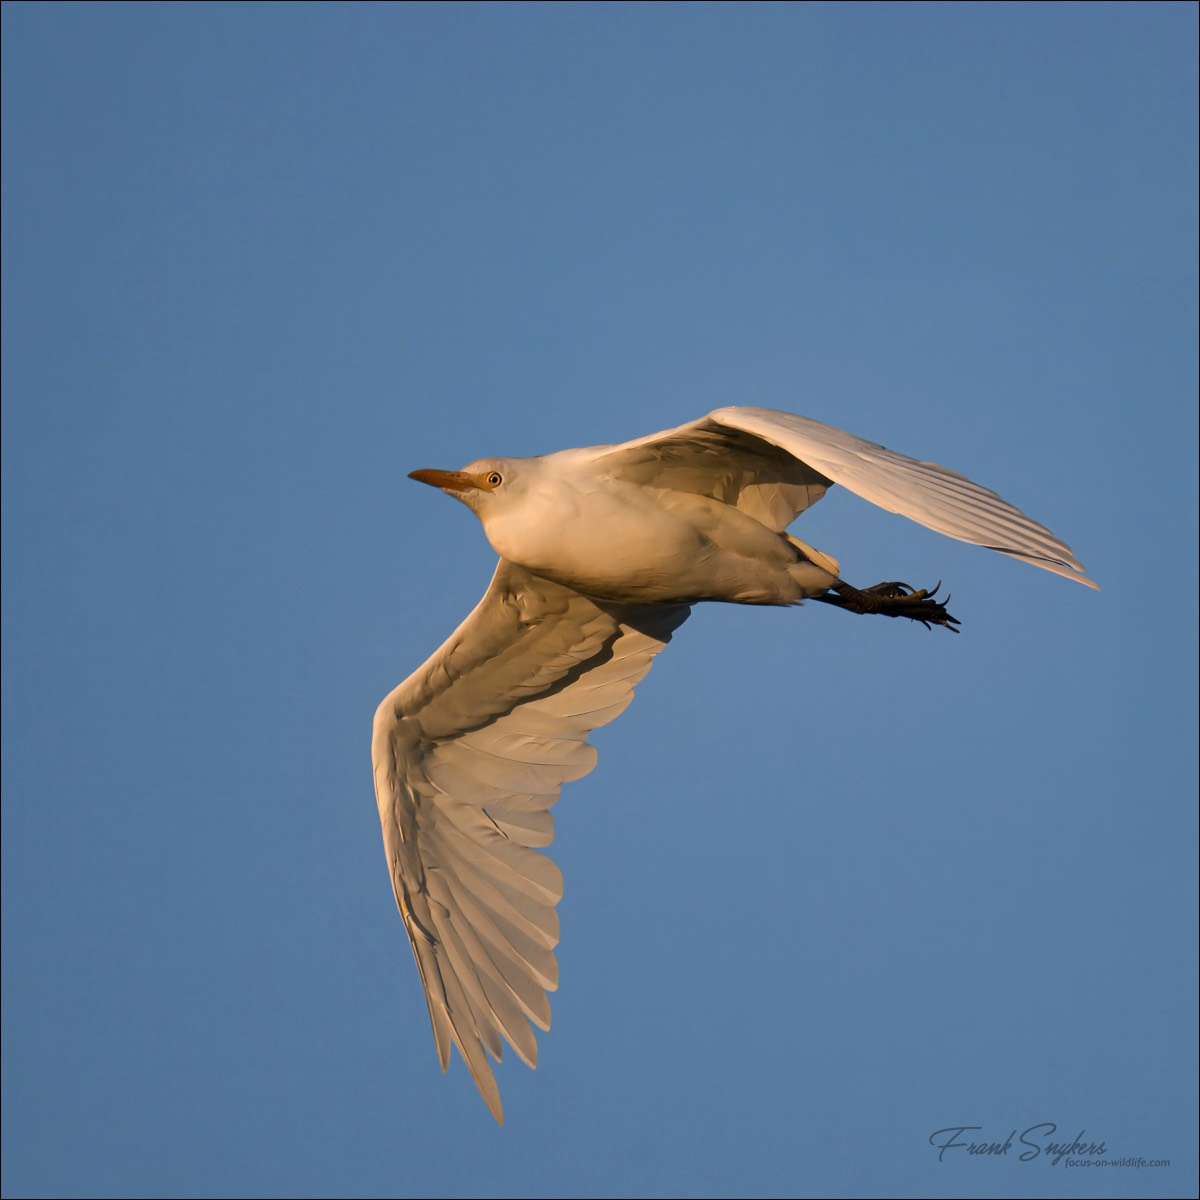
[812,580,961,632]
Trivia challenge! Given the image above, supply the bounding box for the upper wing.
[372,559,689,1123]
[593,406,1096,587]
[590,412,834,532]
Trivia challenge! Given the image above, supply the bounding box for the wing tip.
[997,548,1100,589]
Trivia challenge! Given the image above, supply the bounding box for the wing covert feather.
[373,560,688,1122]
[594,414,832,530]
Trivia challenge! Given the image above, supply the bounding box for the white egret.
[372,406,1095,1122]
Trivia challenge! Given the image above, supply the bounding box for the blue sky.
[2,3,1196,1198]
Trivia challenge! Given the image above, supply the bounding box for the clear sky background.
[3,4,1196,1198]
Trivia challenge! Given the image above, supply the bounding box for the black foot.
[813,580,961,632]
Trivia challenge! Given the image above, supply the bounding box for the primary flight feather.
[372,407,1095,1122]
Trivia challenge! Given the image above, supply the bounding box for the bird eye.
[485,472,503,487]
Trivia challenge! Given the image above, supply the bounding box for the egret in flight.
[372,407,1095,1122]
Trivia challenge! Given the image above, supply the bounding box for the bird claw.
[821,579,961,632]
[885,582,960,633]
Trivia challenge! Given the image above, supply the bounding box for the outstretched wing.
[594,406,1096,587]
[372,560,689,1122]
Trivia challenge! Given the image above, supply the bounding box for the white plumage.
[372,407,1095,1121]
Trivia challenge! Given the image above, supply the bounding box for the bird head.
[408,458,520,515]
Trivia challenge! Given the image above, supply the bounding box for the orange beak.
[408,469,481,493]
